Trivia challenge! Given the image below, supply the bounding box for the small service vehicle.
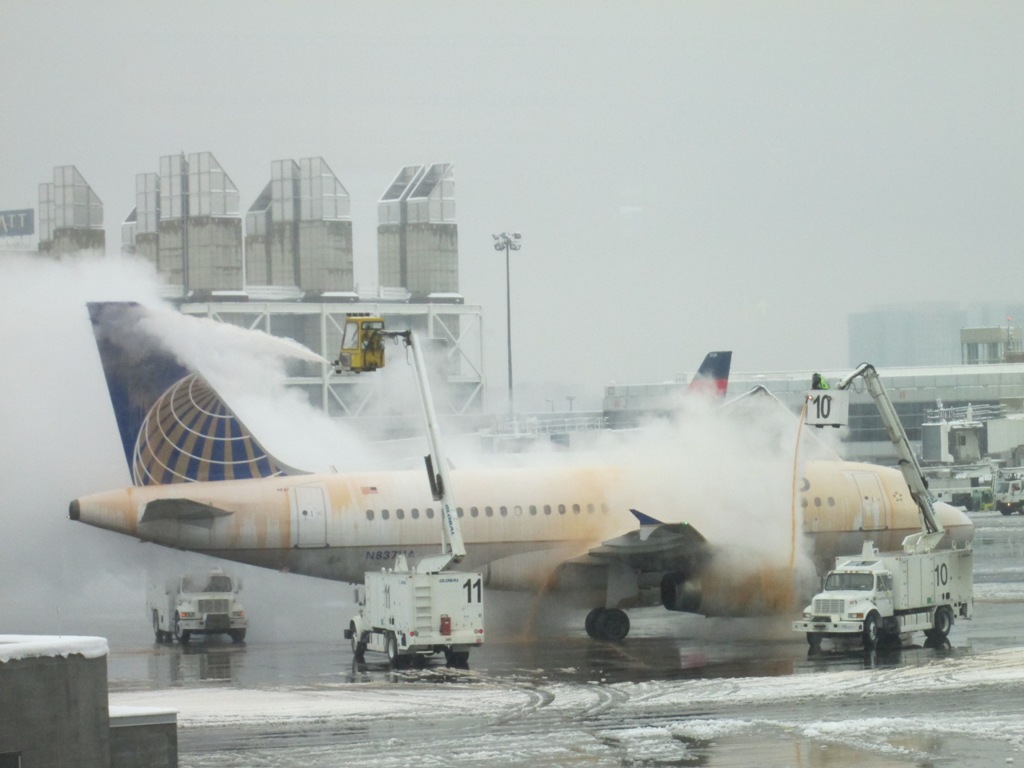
[995,472,1024,516]
[149,567,247,644]
[350,560,485,667]
[793,541,973,649]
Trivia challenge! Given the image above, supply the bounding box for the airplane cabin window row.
[364,502,609,521]
[800,496,837,509]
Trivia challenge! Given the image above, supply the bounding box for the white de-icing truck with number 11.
[338,319,484,667]
[793,364,973,650]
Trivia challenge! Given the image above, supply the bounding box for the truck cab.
[148,568,247,644]
[995,472,1024,516]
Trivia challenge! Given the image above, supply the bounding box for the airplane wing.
[139,498,235,525]
[552,510,712,618]
[585,509,708,571]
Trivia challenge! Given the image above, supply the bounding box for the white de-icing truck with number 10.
[338,320,484,667]
[793,363,973,649]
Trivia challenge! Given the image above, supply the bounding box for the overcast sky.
[3,2,1022,409]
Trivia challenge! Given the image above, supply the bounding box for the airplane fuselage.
[70,459,974,615]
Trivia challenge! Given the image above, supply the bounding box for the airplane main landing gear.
[585,608,630,641]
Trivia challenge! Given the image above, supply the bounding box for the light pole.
[493,231,522,418]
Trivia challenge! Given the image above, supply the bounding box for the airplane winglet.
[630,509,664,526]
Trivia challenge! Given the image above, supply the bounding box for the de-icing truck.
[794,540,972,649]
[793,363,974,649]
[338,320,485,667]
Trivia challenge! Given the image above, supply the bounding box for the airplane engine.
[660,572,702,613]
[661,557,807,617]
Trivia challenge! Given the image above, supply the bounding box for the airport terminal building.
[17,160,1024,464]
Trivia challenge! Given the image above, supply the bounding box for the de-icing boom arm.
[835,363,945,551]
[386,330,467,572]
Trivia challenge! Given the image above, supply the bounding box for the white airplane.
[70,303,974,641]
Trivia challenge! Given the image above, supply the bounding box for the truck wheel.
[862,613,880,650]
[385,633,400,666]
[152,610,164,642]
[444,648,470,668]
[927,607,954,640]
[229,629,246,643]
[173,613,191,645]
[806,632,822,650]
[350,622,366,661]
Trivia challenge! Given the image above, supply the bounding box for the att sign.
[0,209,34,237]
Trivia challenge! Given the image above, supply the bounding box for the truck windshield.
[824,572,874,591]
[181,574,233,592]
[206,575,233,592]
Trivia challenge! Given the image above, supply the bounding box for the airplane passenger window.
[558,504,566,515]
[366,510,374,521]
[544,505,552,515]
[485,506,494,517]
[426,508,434,519]
[411,508,420,519]
[381,509,390,520]
[814,498,821,508]
[801,498,808,508]
[529,505,537,516]
[396,509,405,519]
[514,505,523,516]
[828,497,835,507]
[471,506,479,517]
[500,506,508,517]
[587,504,594,514]
[572,504,581,515]
[458,508,464,518]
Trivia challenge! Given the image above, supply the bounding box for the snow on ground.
[112,646,1024,729]
[107,647,1024,767]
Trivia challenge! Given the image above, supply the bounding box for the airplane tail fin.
[88,302,300,486]
[685,351,732,398]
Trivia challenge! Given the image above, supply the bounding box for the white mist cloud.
[0,252,374,636]
[135,307,385,473]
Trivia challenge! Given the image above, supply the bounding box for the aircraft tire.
[584,608,604,639]
[594,608,630,642]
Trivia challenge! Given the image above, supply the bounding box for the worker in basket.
[811,372,830,390]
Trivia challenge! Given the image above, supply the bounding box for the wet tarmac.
[106,510,1024,767]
